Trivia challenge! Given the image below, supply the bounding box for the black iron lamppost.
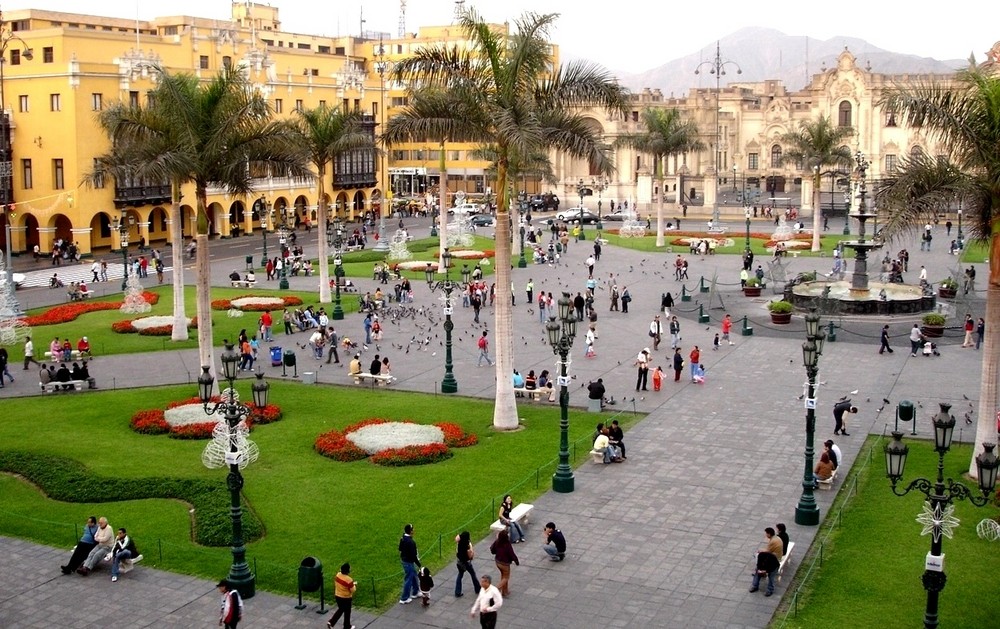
[957,208,963,250]
[197,342,270,600]
[795,307,826,526]
[546,292,577,493]
[732,163,737,192]
[278,225,289,290]
[695,41,741,227]
[425,249,470,393]
[593,176,607,231]
[328,217,345,320]
[884,406,999,629]
[517,202,527,269]
[255,195,270,267]
[744,205,752,253]
[842,181,851,236]
[112,215,131,291]
[577,179,588,241]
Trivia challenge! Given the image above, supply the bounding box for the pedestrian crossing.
[17,262,174,288]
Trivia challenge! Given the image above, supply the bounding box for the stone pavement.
[0,220,989,628]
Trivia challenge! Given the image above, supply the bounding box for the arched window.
[838,101,852,127]
[910,145,924,158]
[770,145,783,169]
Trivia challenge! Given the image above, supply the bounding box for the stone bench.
[40,380,84,392]
[817,468,838,490]
[44,350,83,362]
[490,503,534,533]
[231,279,257,289]
[512,387,544,401]
[67,289,93,301]
[778,541,795,581]
[352,372,395,386]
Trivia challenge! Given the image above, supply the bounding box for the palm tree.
[384,10,628,430]
[96,67,308,385]
[288,105,377,303]
[90,102,190,342]
[615,108,703,246]
[875,66,1000,478]
[780,115,854,251]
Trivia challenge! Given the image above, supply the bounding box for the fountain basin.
[790,280,936,315]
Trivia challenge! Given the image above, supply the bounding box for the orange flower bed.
[211,295,303,311]
[315,419,476,466]
[21,292,160,327]
[128,396,282,439]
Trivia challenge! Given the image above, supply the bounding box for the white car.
[449,203,482,215]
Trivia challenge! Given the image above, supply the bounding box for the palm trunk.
[970,239,1000,478]
[318,164,331,303]
[170,181,188,341]
[655,155,665,247]
[438,142,447,269]
[811,173,822,252]
[195,187,217,395]
[492,158,518,430]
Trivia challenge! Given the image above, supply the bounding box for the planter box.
[770,312,792,324]
[743,287,762,297]
[921,325,944,338]
[938,287,957,299]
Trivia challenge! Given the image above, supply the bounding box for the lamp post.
[593,177,607,231]
[842,180,851,236]
[254,196,269,267]
[197,342,270,600]
[112,215,130,291]
[373,37,390,253]
[732,164,737,192]
[695,41,741,227]
[278,226,289,290]
[744,205,752,253]
[328,217,345,320]
[576,179,588,241]
[957,208,963,250]
[425,248,470,393]
[547,292,577,493]
[517,201,527,268]
[795,307,826,526]
[884,406,999,629]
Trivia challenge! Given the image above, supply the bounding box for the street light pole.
[795,308,826,526]
[884,406,999,629]
[547,292,577,493]
[329,217,345,320]
[113,215,130,292]
[744,205,751,253]
[695,41,741,228]
[373,37,390,253]
[732,164,737,192]
[256,196,269,267]
[577,180,587,241]
[198,343,270,601]
[426,249,470,394]
[517,202,527,269]
[278,226,289,290]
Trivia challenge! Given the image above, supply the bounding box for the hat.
[82,336,88,341]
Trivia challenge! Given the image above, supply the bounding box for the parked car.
[554,208,599,224]
[469,214,495,228]
[449,203,482,215]
[529,193,560,211]
[601,211,628,222]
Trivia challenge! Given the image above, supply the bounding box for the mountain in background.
[566,27,969,97]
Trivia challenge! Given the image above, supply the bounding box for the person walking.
[489,530,519,597]
[879,325,894,354]
[635,348,650,391]
[537,291,547,323]
[909,323,923,357]
[669,316,681,349]
[326,563,356,628]
[976,317,985,350]
[525,279,534,304]
[962,313,975,347]
[661,291,674,318]
[477,331,493,367]
[217,579,244,629]
[398,523,421,604]
[689,346,701,382]
[470,575,503,629]
[454,531,480,598]
[648,315,662,351]
[721,314,734,346]
[22,336,41,370]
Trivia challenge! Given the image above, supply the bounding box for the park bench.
[40,380,84,392]
[512,387,544,402]
[230,279,257,289]
[44,350,83,361]
[589,449,607,464]
[490,502,534,533]
[777,541,795,581]
[352,372,395,386]
[67,289,93,301]
[816,468,838,490]
[345,244,363,252]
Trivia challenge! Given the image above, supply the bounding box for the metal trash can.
[298,556,323,592]
[245,254,253,269]
[283,349,296,367]
[270,346,283,367]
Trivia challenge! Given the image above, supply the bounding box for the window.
[295,99,303,112]
[10,49,21,65]
[885,154,897,172]
[631,110,639,122]
[371,102,378,118]
[319,99,326,109]
[390,96,409,108]
[311,68,319,76]
[317,45,330,54]
[353,99,360,112]
[274,98,283,113]
[450,151,460,160]
[129,91,139,108]
[429,150,440,160]
[342,98,349,112]
[748,153,759,170]
[838,100,852,127]
[163,25,178,36]
[92,159,105,188]
[885,111,897,127]
[52,159,65,189]
[391,150,410,160]
[49,94,61,111]
[43,46,54,63]
[21,159,32,189]
[297,43,311,50]
[222,56,232,69]
[18,94,28,112]
[199,55,209,69]
[770,145,782,168]
[91,93,102,111]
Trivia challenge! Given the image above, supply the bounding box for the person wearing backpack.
[217,579,244,629]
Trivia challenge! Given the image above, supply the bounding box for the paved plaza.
[0,215,987,628]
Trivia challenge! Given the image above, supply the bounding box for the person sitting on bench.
[109,527,139,582]
[77,336,92,358]
[55,363,73,391]
[244,270,256,284]
[593,423,621,464]
[229,270,241,283]
[749,527,783,597]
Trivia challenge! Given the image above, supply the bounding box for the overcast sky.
[24,0,999,72]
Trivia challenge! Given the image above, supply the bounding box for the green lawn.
[776,438,1000,629]
[0,382,632,608]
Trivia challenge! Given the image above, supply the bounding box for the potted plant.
[767,300,794,324]
[938,277,958,299]
[921,312,947,338]
[743,277,762,297]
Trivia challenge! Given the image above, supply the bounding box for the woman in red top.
[489,529,519,596]
[689,346,701,382]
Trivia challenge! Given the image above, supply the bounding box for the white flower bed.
[164,403,216,427]
[132,315,193,331]
[231,297,285,309]
[450,249,485,259]
[347,422,444,454]
[395,260,437,271]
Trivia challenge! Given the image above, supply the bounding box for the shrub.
[939,277,959,290]
[744,277,760,288]
[922,313,947,326]
[767,300,794,314]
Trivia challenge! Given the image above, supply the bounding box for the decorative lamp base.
[552,473,575,493]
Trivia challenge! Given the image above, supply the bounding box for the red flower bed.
[315,419,476,466]
[22,292,159,327]
[169,422,219,440]
[211,295,304,311]
[130,409,169,435]
[111,317,199,335]
[129,396,281,438]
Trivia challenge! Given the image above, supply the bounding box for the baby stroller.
[922,341,940,357]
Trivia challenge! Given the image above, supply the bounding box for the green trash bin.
[298,556,323,592]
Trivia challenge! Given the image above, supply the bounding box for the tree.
[95,67,308,386]
[875,66,1000,478]
[384,10,628,430]
[288,106,377,303]
[615,108,703,246]
[780,115,854,251]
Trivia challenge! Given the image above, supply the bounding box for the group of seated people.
[512,369,556,401]
[59,515,139,582]
[347,230,366,249]
[287,258,313,276]
[291,306,323,331]
[67,281,90,300]
[229,270,256,285]
[359,290,386,312]
[592,421,625,463]
[813,439,842,486]
[48,336,92,361]
[39,361,97,390]
[749,524,790,597]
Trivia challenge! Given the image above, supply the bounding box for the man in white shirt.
[919,266,927,282]
[470,575,503,629]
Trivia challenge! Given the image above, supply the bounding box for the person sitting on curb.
[749,527,783,597]
[542,522,566,562]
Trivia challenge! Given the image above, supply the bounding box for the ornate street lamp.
[884,405,999,629]
[277,225,289,290]
[732,163,737,192]
[328,217,345,320]
[695,41,741,227]
[546,292,577,493]
[744,205,752,254]
[425,248,471,393]
[795,307,826,525]
[198,342,270,600]
[112,215,131,291]
[577,179,588,241]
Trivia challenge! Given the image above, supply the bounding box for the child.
[693,364,706,384]
[712,333,720,351]
[651,365,664,391]
[418,566,434,606]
